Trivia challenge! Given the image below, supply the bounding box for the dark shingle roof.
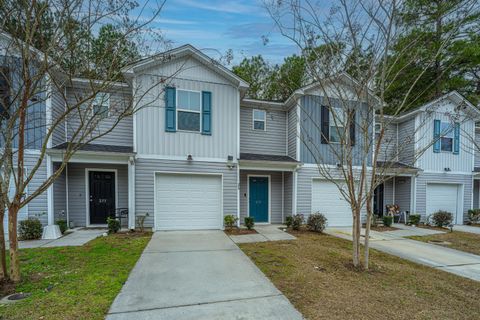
[240,153,299,163]
[52,143,133,154]
[376,161,418,170]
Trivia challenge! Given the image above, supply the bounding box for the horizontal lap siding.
[239,170,283,224]
[415,172,472,222]
[383,179,394,209]
[25,154,48,225]
[395,177,411,212]
[376,122,397,162]
[240,106,286,155]
[53,164,66,221]
[51,85,66,146]
[288,107,297,159]
[475,130,480,168]
[284,172,293,218]
[67,163,128,227]
[473,180,479,209]
[135,158,238,228]
[397,118,415,165]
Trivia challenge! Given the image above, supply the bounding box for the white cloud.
[175,0,261,14]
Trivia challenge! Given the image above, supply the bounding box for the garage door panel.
[426,184,459,223]
[155,173,222,230]
[311,180,352,227]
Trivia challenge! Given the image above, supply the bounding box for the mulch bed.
[224,228,257,235]
[369,225,399,232]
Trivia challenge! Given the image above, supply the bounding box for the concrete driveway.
[106,231,302,320]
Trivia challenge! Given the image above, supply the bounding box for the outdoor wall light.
[227,155,235,169]
[444,167,451,172]
[187,154,193,161]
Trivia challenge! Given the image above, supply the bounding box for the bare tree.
[264,0,477,268]
[0,0,194,282]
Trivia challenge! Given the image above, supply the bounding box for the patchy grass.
[408,231,480,256]
[369,225,399,232]
[240,232,480,320]
[1,232,151,320]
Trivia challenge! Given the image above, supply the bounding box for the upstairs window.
[177,89,201,132]
[329,108,345,143]
[253,109,266,130]
[0,68,10,119]
[93,92,110,119]
[440,122,454,152]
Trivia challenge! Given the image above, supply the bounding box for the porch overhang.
[473,167,480,179]
[47,143,134,164]
[376,161,420,176]
[238,153,301,172]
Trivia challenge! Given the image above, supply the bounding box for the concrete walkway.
[106,231,303,320]
[229,224,296,244]
[19,228,105,249]
[326,226,480,282]
[453,225,480,234]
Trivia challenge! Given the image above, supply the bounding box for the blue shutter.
[433,119,441,153]
[165,87,176,132]
[453,122,460,155]
[202,91,212,135]
[321,105,329,144]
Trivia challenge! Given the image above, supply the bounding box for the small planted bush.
[307,212,327,233]
[383,216,393,227]
[467,209,480,224]
[285,216,293,228]
[244,217,255,230]
[432,210,453,227]
[291,214,304,231]
[56,219,68,234]
[408,214,421,226]
[224,214,238,230]
[19,218,43,240]
[107,217,121,234]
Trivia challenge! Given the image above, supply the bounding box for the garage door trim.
[153,171,223,231]
[426,182,464,225]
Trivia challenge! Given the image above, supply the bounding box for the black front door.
[373,183,384,217]
[89,171,116,224]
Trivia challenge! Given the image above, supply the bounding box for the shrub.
[18,218,43,240]
[107,217,121,234]
[291,214,304,231]
[467,209,480,224]
[307,212,327,233]
[382,216,393,227]
[224,215,238,230]
[56,219,68,234]
[285,216,293,228]
[244,217,255,230]
[432,210,453,227]
[408,214,421,226]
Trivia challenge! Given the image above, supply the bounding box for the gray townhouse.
[2,40,480,239]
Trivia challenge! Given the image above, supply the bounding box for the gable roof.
[122,44,249,90]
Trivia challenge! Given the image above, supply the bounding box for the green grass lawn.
[240,231,480,320]
[1,232,151,320]
[408,230,480,256]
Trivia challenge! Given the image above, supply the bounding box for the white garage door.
[311,180,352,227]
[427,184,461,224]
[155,173,222,230]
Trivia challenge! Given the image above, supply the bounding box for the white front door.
[155,173,222,230]
[311,180,352,227]
[426,183,462,224]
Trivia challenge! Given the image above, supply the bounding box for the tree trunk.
[0,208,7,281]
[364,196,373,270]
[8,205,20,282]
[352,208,361,267]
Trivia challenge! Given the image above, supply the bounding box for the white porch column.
[42,155,61,239]
[128,156,136,230]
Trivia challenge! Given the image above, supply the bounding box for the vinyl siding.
[376,121,397,162]
[474,129,480,168]
[135,158,238,228]
[65,85,133,147]
[383,179,394,209]
[66,163,128,227]
[53,163,66,221]
[240,106,286,155]
[239,170,284,224]
[134,56,239,159]
[51,85,66,146]
[299,95,373,166]
[25,154,48,225]
[284,171,293,218]
[415,172,472,222]
[473,180,479,209]
[397,118,415,165]
[395,177,411,213]
[287,106,298,159]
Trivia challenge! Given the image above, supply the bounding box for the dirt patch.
[224,228,257,235]
[113,231,152,239]
[369,226,399,232]
[0,280,16,298]
[417,225,449,231]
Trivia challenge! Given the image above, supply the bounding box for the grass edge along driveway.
[408,230,480,256]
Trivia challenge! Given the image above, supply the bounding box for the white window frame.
[92,92,110,119]
[176,89,202,133]
[329,108,345,144]
[440,121,454,153]
[252,109,266,131]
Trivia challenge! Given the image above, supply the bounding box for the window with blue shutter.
[165,87,176,132]
[453,122,460,155]
[202,91,212,135]
[433,119,441,153]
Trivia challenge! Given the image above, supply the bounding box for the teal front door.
[249,176,269,223]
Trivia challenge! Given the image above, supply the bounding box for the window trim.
[329,108,345,144]
[92,92,110,119]
[176,89,202,133]
[252,109,266,131]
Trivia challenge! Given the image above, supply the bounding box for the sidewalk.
[18,228,105,249]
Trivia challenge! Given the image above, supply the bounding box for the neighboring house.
[2,40,480,237]
[374,91,480,224]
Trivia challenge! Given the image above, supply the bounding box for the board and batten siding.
[51,85,66,146]
[415,100,475,173]
[299,95,373,166]
[474,129,480,168]
[376,121,398,162]
[397,118,415,165]
[135,158,238,228]
[134,56,239,160]
[240,106,286,155]
[415,172,472,222]
[66,163,128,227]
[239,170,283,224]
[65,85,133,147]
[287,106,298,159]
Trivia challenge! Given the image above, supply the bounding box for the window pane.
[189,91,201,111]
[254,120,265,130]
[330,126,341,143]
[93,105,108,118]
[330,108,345,125]
[441,137,453,152]
[178,90,189,109]
[178,111,200,131]
[253,109,265,120]
[441,122,453,138]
